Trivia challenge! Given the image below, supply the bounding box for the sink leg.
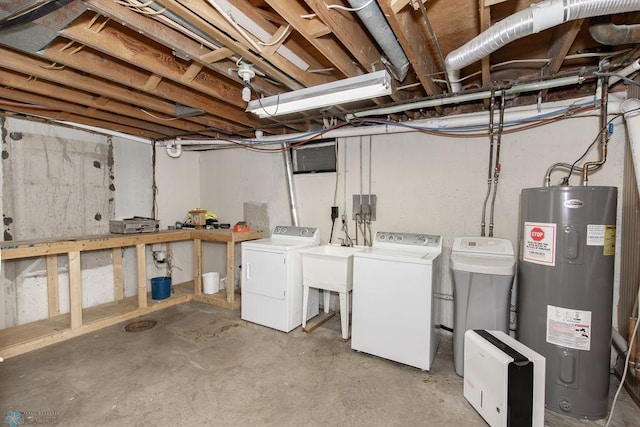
[339,291,350,340]
[323,290,331,314]
[302,285,309,329]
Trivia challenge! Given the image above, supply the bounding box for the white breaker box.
[463,330,545,427]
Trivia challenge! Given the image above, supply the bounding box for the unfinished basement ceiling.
[0,0,639,140]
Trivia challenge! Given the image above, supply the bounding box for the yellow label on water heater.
[604,225,616,256]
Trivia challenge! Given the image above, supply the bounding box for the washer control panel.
[272,225,318,239]
[374,232,441,248]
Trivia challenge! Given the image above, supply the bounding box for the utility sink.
[299,245,363,292]
[300,244,364,340]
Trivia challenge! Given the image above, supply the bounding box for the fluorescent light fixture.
[247,70,392,118]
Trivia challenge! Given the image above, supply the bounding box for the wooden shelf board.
[193,289,241,310]
[0,283,196,359]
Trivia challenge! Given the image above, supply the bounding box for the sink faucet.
[339,237,353,247]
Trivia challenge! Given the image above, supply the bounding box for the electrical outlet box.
[352,194,377,221]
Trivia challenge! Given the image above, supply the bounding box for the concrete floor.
[1,302,638,426]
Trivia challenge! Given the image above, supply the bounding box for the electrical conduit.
[444,0,640,92]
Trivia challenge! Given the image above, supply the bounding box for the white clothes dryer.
[241,226,320,332]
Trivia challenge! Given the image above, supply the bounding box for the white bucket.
[202,272,220,294]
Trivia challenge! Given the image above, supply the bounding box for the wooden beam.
[0,88,182,138]
[266,0,362,77]
[0,47,245,134]
[182,63,204,83]
[0,100,166,139]
[378,1,443,96]
[46,255,60,318]
[61,16,246,109]
[136,244,147,309]
[161,0,328,88]
[113,248,124,301]
[0,68,231,137]
[200,48,235,64]
[68,251,82,330]
[302,0,381,74]
[226,242,235,304]
[193,239,202,296]
[541,19,583,97]
[42,39,260,128]
[260,24,291,57]
[84,0,281,96]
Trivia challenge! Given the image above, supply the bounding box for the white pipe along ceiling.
[445,0,640,92]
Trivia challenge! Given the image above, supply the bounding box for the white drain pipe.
[621,98,640,195]
[445,0,640,92]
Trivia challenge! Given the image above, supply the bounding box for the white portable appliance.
[464,330,545,427]
[241,226,320,332]
[351,231,442,370]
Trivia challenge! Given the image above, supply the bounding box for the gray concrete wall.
[0,118,153,328]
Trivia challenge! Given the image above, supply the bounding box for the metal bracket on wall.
[352,194,377,221]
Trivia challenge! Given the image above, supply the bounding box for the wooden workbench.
[0,229,263,359]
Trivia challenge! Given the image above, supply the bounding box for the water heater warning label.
[546,305,592,351]
[523,222,556,266]
[587,224,616,256]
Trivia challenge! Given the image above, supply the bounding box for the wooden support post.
[226,241,235,304]
[136,243,147,309]
[68,251,82,329]
[112,247,124,300]
[46,255,60,317]
[193,238,202,296]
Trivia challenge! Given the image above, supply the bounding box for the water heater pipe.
[582,77,610,185]
[444,0,640,92]
[480,91,496,237]
[489,93,506,237]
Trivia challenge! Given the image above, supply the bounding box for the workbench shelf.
[0,230,262,359]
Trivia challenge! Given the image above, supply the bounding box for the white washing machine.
[351,231,442,370]
[241,225,320,332]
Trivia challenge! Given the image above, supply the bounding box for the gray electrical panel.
[517,186,617,420]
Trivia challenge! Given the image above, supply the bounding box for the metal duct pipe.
[282,143,299,226]
[346,0,410,81]
[590,15,640,45]
[445,0,640,92]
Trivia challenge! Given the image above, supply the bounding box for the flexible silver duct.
[445,0,640,92]
[346,0,410,81]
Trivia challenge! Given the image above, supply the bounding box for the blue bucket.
[151,276,171,300]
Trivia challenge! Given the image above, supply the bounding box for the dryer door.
[242,249,286,299]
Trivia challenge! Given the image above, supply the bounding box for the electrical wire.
[258,25,291,47]
[566,113,620,184]
[325,0,374,13]
[177,99,600,153]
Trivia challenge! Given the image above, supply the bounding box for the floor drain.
[124,319,158,332]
